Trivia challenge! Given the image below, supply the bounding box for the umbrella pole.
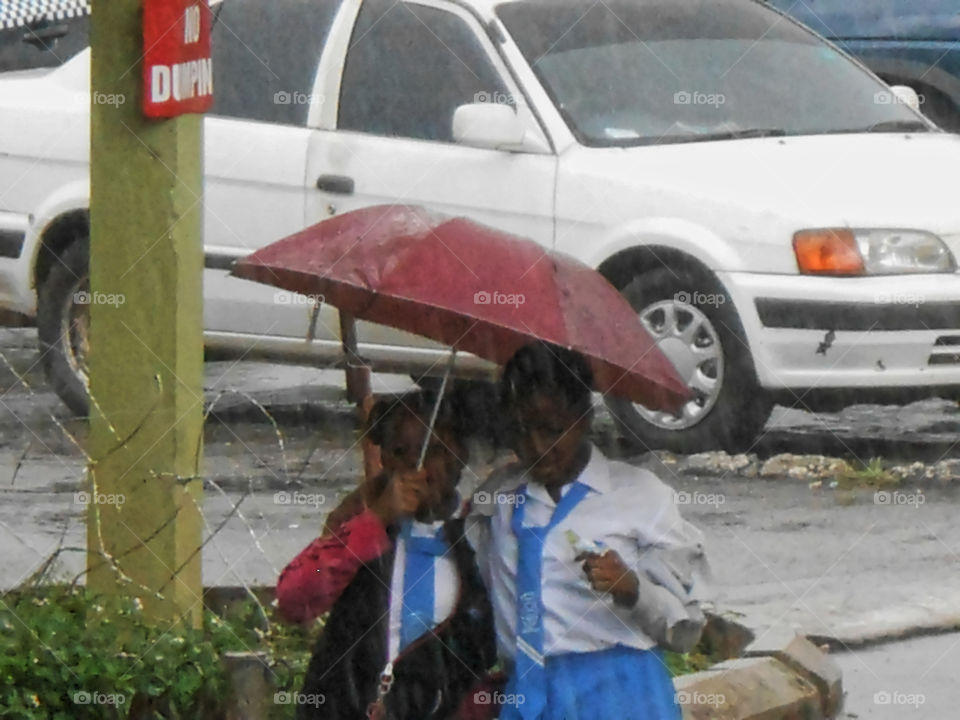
[339,311,369,404]
[339,311,381,481]
[417,348,458,470]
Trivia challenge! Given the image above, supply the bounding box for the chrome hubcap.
[635,299,724,430]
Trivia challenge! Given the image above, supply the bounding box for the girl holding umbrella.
[276,392,496,720]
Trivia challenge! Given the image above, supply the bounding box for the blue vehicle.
[768,0,960,130]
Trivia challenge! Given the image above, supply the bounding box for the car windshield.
[495,0,931,146]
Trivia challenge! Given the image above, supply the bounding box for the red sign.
[142,0,213,118]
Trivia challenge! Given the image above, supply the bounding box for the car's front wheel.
[37,239,91,416]
[606,267,771,453]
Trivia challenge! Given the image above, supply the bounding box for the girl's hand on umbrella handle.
[371,470,427,525]
[322,488,366,534]
[324,473,391,533]
[578,550,640,608]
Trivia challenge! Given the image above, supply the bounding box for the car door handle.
[316,175,355,195]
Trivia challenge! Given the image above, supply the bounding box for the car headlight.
[793,229,955,275]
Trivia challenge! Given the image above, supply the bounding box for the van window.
[211,0,340,125]
[339,0,510,141]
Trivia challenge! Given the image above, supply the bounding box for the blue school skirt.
[499,645,680,720]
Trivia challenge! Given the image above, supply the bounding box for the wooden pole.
[339,311,380,480]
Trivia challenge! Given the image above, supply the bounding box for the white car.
[1,0,960,453]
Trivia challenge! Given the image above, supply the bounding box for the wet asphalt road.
[834,632,960,719]
[2,327,960,716]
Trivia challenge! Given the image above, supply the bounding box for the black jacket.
[297,518,496,720]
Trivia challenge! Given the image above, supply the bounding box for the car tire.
[37,239,90,416]
[605,267,771,453]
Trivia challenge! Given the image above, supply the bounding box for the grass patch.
[664,648,716,676]
[836,457,898,489]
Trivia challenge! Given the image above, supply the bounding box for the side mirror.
[453,103,530,151]
[890,85,922,112]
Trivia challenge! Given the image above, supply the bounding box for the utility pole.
[86,0,208,626]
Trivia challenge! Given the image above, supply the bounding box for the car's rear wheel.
[37,239,90,416]
[606,267,771,453]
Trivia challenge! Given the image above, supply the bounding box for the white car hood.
[601,131,960,235]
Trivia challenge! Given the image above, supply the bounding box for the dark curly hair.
[500,341,594,417]
[366,391,464,448]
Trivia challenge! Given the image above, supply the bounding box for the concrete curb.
[806,605,960,651]
[675,657,820,720]
[675,633,842,720]
[744,631,843,717]
[203,385,357,427]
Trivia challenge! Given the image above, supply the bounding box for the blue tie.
[399,521,449,650]
[510,482,591,720]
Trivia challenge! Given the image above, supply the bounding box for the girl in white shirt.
[469,342,711,720]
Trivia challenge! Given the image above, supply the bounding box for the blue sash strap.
[399,521,447,651]
[508,482,590,720]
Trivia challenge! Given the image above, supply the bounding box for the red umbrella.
[232,204,690,414]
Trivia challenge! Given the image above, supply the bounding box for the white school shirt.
[387,518,459,656]
[467,446,711,666]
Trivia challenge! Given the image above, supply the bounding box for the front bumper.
[721,271,960,390]
[0,211,35,317]
[0,253,36,317]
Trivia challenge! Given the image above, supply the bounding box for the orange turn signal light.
[793,229,865,275]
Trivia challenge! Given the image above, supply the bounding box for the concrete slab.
[675,656,822,720]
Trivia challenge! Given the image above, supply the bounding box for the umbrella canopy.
[231,205,692,412]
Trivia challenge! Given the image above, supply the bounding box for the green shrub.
[0,586,312,720]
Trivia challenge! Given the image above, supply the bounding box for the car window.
[498,0,925,146]
[0,14,90,73]
[339,0,510,142]
[211,0,340,125]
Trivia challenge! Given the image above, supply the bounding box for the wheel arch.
[597,245,729,295]
[33,210,89,292]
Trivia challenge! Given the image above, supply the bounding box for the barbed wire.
[0,345,367,643]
